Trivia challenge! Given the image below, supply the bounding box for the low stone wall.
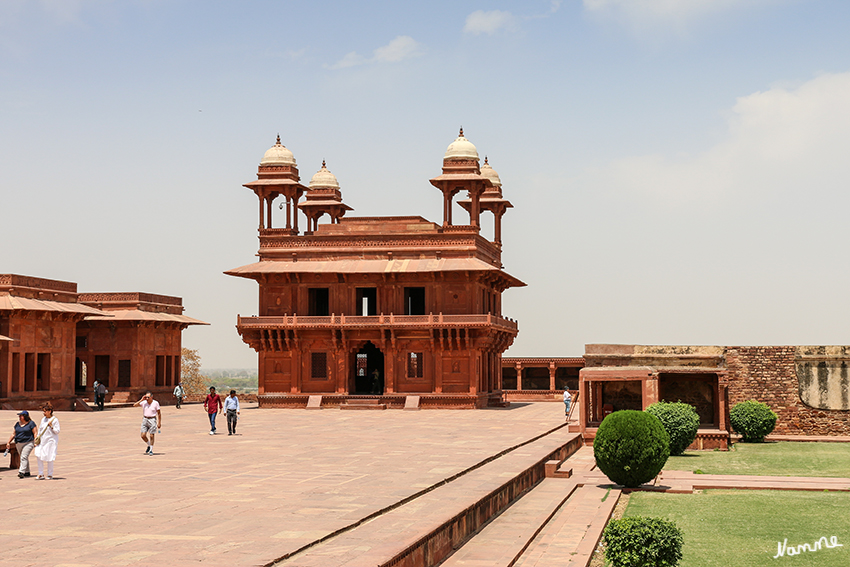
[726,346,850,436]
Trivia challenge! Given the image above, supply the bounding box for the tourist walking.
[204,386,222,435]
[134,391,161,455]
[173,381,185,409]
[34,403,60,480]
[95,381,107,411]
[224,390,240,435]
[563,389,572,418]
[5,410,37,478]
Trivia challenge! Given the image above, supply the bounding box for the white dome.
[260,135,296,166]
[309,161,339,189]
[480,157,501,187]
[444,128,479,161]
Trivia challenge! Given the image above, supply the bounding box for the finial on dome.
[484,156,489,165]
[322,159,326,168]
[276,134,281,145]
[459,126,464,137]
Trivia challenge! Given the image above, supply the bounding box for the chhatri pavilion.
[226,130,524,409]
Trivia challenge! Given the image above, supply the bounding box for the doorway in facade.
[353,341,384,395]
[75,358,88,393]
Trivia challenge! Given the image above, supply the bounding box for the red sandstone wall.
[726,346,850,436]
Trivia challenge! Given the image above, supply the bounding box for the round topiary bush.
[603,516,684,567]
[593,410,670,488]
[645,401,700,456]
[730,399,777,442]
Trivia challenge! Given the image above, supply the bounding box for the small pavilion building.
[227,130,525,409]
[0,274,206,410]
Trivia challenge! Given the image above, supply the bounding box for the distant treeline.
[203,369,258,392]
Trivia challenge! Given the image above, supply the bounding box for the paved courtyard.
[0,401,568,567]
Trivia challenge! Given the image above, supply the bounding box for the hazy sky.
[4,0,850,368]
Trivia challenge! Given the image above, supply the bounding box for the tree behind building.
[181,348,211,396]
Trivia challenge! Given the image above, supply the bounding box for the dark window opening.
[521,367,550,390]
[555,367,580,391]
[118,359,131,388]
[502,367,517,390]
[356,288,377,316]
[407,352,424,378]
[404,287,426,315]
[24,353,35,391]
[659,373,717,425]
[308,288,330,316]
[95,355,110,388]
[311,352,328,379]
[12,352,20,392]
[166,355,173,386]
[37,353,50,391]
[76,336,87,349]
[156,355,165,386]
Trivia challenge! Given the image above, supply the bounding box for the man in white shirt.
[563,389,572,418]
[134,392,161,455]
[224,390,240,436]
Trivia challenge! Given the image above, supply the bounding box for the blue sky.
[3,0,850,368]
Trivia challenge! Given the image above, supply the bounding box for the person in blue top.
[5,410,37,478]
[224,390,241,435]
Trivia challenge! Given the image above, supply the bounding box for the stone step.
[514,484,620,567]
[339,403,387,410]
[439,478,579,567]
[272,427,582,567]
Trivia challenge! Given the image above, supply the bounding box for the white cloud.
[583,0,788,31]
[580,72,850,206]
[373,36,420,63]
[328,35,422,70]
[463,9,516,35]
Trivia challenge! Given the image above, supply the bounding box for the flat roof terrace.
[0,402,571,567]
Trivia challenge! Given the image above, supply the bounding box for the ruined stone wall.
[725,346,850,436]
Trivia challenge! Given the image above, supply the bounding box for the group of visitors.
[3,385,243,477]
[4,403,60,480]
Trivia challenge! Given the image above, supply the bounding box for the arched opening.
[352,341,384,395]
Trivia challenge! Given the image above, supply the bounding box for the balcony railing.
[237,313,518,332]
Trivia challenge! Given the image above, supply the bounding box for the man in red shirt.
[204,386,223,435]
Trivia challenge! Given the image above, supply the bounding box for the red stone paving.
[0,401,570,567]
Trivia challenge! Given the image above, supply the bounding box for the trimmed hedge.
[645,401,700,456]
[593,410,670,488]
[730,399,777,442]
[603,516,684,567]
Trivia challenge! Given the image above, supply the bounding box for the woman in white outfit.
[34,402,60,480]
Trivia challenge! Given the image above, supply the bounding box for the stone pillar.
[644,373,660,409]
[286,197,292,229]
[549,362,556,391]
[266,196,273,229]
[515,362,522,391]
[258,195,265,229]
[435,349,443,393]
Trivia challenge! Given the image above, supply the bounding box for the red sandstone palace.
[0,274,206,410]
[227,131,524,408]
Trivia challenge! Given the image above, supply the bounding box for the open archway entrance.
[352,341,384,395]
[75,358,88,394]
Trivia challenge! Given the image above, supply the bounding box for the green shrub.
[645,401,700,456]
[729,400,777,442]
[593,410,670,488]
[603,516,684,567]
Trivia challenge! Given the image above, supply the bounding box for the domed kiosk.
[227,130,524,409]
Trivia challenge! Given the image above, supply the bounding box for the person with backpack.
[95,381,108,411]
[173,382,185,409]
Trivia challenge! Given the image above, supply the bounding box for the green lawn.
[664,442,850,477]
[624,490,850,567]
